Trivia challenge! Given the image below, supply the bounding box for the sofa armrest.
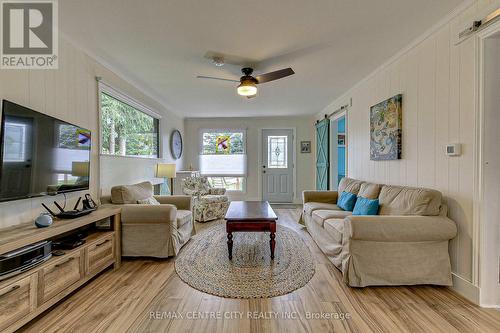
[121,204,177,224]
[302,190,338,204]
[209,188,226,195]
[154,195,192,210]
[344,215,457,242]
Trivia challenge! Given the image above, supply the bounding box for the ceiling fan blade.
[255,68,295,84]
[196,75,240,83]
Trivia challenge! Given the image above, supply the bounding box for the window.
[267,136,288,168]
[3,122,27,162]
[99,89,160,158]
[206,176,244,191]
[199,129,246,191]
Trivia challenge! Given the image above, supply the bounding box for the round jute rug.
[175,223,315,298]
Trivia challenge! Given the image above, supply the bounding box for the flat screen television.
[0,100,91,202]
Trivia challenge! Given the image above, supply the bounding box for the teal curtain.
[315,119,330,190]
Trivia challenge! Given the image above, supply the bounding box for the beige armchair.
[101,181,195,258]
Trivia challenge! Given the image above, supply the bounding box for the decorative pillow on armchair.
[197,176,211,195]
[182,176,210,196]
[111,181,154,204]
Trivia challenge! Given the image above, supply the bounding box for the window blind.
[199,154,247,176]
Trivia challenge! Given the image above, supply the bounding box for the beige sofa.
[101,182,195,258]
[301,178,457,287]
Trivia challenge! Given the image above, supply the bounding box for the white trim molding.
[475,18,500,308]
[451,272,480,304]
[97,78,162,119]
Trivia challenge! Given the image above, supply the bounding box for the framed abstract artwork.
[370,94,402,160]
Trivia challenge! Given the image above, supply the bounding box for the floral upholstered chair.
[181,176,229,222]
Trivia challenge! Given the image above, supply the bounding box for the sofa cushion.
[323,218,344,243]
[313,209,352,220]
[176,210,192,228]
[358,182,381,199]
[378,185,442,216]
[303,202,342,216]
[312,209,352,227]
[111,182,153,204]
[338,177,364,195]
[337,191,357,211]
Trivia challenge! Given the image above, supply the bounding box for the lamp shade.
[155,163,176,178]
[72,161,90,177]
[237,82,257,97]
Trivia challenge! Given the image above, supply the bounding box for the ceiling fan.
[197,66,295,98]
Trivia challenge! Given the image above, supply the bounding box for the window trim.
[98,79,162,159]
[199,128,247,193]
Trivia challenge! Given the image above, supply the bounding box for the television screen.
[0,100,91,202]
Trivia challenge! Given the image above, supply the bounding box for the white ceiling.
[60,0,464,117]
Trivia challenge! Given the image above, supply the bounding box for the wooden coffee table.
[225,201,278,260]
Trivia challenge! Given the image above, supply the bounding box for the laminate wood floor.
[21,208,500,333]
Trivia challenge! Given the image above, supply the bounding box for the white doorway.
[478,22,500,308]
[261,129,294,203]
[329,113,347,190]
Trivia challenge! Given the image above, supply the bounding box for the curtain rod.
[457,8,500,44]
[326,104,349,119]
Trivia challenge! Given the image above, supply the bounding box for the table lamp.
[155,163,176,195]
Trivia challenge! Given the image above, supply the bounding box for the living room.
[0,0,499,332]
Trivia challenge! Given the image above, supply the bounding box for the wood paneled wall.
[0,38,183,229]
[316,0,499,290]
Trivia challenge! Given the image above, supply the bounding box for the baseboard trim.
[450,273,480,304]
[479,304,500,309]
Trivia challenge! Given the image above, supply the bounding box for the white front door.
[262,129,294,203]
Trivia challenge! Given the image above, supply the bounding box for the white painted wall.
[0,37,183,229]
[314,0,500,302]
[184,117,315,203]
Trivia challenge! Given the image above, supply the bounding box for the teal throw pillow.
[353,197,379,215]
[337,191,357,211]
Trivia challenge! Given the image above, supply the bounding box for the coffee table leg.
[270,232,276,260]
[227,232,233,260]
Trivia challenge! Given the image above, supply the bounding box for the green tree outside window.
[100,93,159,157]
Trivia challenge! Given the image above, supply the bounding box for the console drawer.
[86,234,114,275]
[40,251,82,303]
[0,275,36,331]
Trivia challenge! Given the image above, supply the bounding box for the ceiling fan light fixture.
[237,81,257,97]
